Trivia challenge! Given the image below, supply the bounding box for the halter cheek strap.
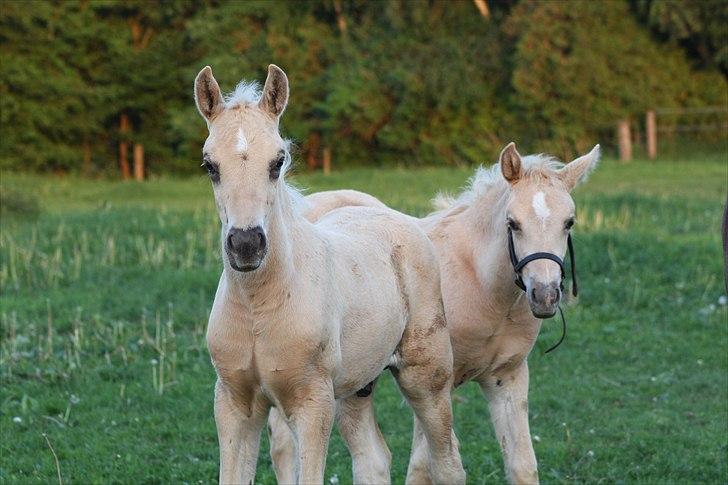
[507,227,579,353]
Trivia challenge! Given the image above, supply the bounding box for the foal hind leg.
[268,407,297,484]
[405,416,432,484]
[336,390,392,484]
[395,308,465,485]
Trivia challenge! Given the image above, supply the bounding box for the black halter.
[507,227,578,353]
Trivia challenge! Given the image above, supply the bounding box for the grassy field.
[1,156,727,484]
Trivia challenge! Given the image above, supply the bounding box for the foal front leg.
[286,380,336,484]
[480,362,538,484]
[214,379,268,484]
[267,407,297,484]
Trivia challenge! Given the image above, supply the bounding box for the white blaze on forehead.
[532,191,550,224]
[235,127,248,153]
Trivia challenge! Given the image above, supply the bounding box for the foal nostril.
[256,228,266,251]
[531,287,537,301]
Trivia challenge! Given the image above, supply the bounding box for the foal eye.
[201,159,220,183]
[565,218,575,230]
[507,219,521,231]
[269,156,285,180]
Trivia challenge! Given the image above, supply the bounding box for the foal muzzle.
[529,281,561,318]
[226,226,267,272]
[507,226,579,353]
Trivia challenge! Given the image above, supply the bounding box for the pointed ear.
[500,142,523,184]
[258,64,289,120]
[559,144,601,190]
[194,66,223,122]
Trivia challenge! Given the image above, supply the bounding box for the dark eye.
[269,156,285,180]
[565,218,575,230]
[507,218,520,231]
[201,158,220,183]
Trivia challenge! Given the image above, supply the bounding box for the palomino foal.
[269,142,600,484]
[195,65,465,485]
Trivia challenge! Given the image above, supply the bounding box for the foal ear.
[499,142,523,184]
[259,64,289,120]
[559,144,601,191]
[194,66,223,122]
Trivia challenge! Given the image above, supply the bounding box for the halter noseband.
[507,226,578,353]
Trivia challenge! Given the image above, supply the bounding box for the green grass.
[1,157,727,484]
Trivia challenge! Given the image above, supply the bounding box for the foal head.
[194,65,290,272]
[499,142,600,318]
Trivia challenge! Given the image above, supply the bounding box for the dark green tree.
[505,0,726,157]
[0,0,724,174]
[0,2,113,171]
[633,0,728,76]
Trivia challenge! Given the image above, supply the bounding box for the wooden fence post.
[133,143,145,181]
[646,110,657,159]
[617,119,632,162]
[119,113,131,179]
[82,140,92,175]
[322,147,331,176]
[306,132,321,170]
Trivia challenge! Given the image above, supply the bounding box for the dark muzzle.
[226,226,267,272]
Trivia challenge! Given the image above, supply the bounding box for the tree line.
[0,0,725,176]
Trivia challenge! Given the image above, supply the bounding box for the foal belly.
[332,349,393,398]
[333,308,405,398]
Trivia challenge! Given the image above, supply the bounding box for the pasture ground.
[1,156,727,484]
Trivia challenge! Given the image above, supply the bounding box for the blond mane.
[432,154,565,211]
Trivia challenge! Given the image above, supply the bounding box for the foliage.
[0,2,111,171]
[0,0,725,173]
[1,159,727,482]
[634,0,728,75]
[505,0,727,156]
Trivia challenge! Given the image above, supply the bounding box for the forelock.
[519,154,565,184]
[224,80,262,108]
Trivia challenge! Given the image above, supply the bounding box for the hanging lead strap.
[567,233,578,298]
[544,306,567,354]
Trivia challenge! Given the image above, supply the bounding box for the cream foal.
[269,142,600,484]
[195,65,465,485]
